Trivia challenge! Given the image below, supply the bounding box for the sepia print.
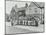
[5,0,45,35]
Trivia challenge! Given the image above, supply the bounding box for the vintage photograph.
[5,0,45,34]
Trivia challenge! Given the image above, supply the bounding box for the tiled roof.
[15,7,27,12]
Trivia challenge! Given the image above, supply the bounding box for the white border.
[0,0,46,35]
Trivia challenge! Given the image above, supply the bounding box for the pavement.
[5,22,44,34]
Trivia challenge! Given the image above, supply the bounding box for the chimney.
[15,4,17,8]
[25,3,28,8]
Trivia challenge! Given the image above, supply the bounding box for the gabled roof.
[29,2,44,8]
[29,2,37,7]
